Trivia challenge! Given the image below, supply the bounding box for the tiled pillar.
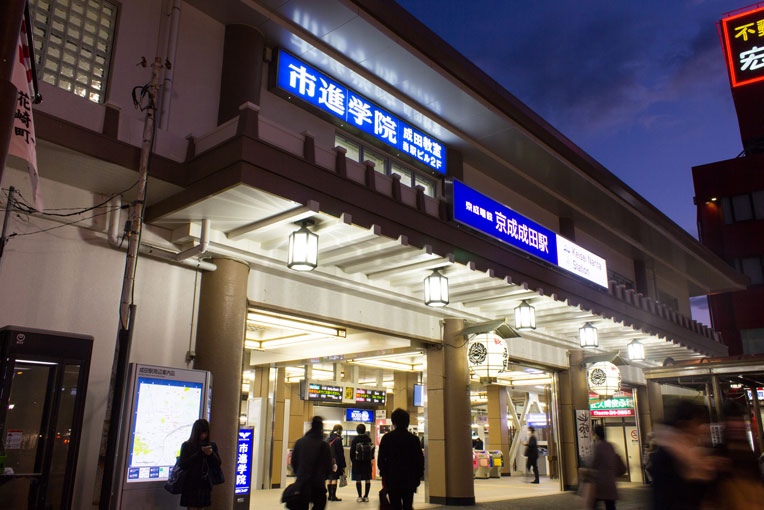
[426,318,475,505]
[487,385,510,475]
[556,350,588,490]
[193,258,249,510]
[270,367,287,487]
[287,382,313,448]
[646,381,664,425]
[394,371,419,417]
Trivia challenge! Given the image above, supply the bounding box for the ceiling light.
[287,221,318,271]
[579,322,598,349]
[627,339,645,361]
[514,300,536,330]
[424,269,449,307]
[247,311,346,337]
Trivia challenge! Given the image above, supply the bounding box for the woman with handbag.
[326,424,346,501]
[178,419,222,509]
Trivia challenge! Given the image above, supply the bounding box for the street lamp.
[287,221,318,271]
[514,300,536,330]
[424,269,449,307]
[579,322,598,349]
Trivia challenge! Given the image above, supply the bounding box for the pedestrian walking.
[350,423,375,503]
[378,408,424,510]
[327,424,346,501]
[590,425,625,510]
[286,416,333,510]
[177,419,222,510]
[525,426,539,484]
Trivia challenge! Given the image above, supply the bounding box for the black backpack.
[356,442,374,462]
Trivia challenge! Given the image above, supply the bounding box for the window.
[608,270,634,290]
[721,191,764,224]
[733,256,764,285]
[30,0,117,104]
[658,290,679,312]
[334,134,438,197]
[742,328,764,355]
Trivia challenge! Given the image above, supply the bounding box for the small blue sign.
[452,180,557,264]
[346,408,374,423]
[276,49,446,173]
[235,429,253,495]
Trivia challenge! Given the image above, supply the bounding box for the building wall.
[0,166,199,510]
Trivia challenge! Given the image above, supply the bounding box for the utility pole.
[0,0,27,186]
[96,57,163,510]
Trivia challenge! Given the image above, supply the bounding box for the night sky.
[397,0,748,324]
[397,0,744,237]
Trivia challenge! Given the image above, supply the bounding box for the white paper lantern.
[467,333,509,380]
[587,361,621,397]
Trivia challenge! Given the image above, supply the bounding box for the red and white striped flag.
[9,18,42,210]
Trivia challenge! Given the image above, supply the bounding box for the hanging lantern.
[287,222,318,271]
[627,339,645,361]
[467,333,509,380]
[587,361,621,397]
[579,322,598,349]
[514,300,536,330]
[424,269,449,307]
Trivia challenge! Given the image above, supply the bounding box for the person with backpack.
[350,423,375,503]
[287,416,333,510]
[177,419,222,510]
[327,424,346,501]
[378,409,424,510]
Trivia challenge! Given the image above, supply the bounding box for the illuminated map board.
[126,377,204,482]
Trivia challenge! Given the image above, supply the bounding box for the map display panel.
[126,377,204,482]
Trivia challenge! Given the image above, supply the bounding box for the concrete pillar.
[394,372,419,417]
[426,319,475,505]
[487,385,510,475]
[193,258,250,510]
[636,385,653,444]
[556,350,589,490]
[288,382,313,447]
[646,381,664,426]
[271,367,287,487]
[217,24,265,124]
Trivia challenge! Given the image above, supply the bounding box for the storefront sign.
[575,410,593,460]
[356,388,386,406]
[276,50,446,173]
[745,387,764,400]
[305,383,343,403]
[346,408,374,423]
[721,5,764,87]
[235,429,253,495]
[526,413,548,427]
[589,395,635,418]
[450,180,608,288]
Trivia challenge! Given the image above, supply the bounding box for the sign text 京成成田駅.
[450,180,608,288]
[275,50,446,173]
[721,5,764,87]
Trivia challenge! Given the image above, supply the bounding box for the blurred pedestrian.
[472,436,484,450]
[649,400,718,510]
[178,419,222,510]
[350,423,375,503]
[590,425,625,510]
[287,416,333,510]
[378,409,424,510]
[525,426,539,484]
[327,424,346,501]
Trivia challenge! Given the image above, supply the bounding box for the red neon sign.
[720,4,764,87]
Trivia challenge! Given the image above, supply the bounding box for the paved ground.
[428,486,649,509]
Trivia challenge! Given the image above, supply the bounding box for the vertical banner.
[575,410,593,462]
[9,20,42,210]
[235,429,253,495]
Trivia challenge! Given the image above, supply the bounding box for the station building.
[0,1,745,509]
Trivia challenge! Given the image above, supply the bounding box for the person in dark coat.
[291,416,333,510]
[525,426,539,484]
[350,423,374,503]
[591,425,623,510]
[326,424,346,501]
[378,408,424,510]
[177,419,221,509]
[472,437,484,450]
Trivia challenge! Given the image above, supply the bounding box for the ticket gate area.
[473,450,504,479]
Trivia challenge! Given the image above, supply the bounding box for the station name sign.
[589,391,635,418]
[301,380,387,407]
[275,49,446,173]
[450,180,609,288]
[721,5,764,87]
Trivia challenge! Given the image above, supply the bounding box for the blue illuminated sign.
[451,180,609,288]
[346,408,374,423]
[235,429,253,495]
[276,50,446,174]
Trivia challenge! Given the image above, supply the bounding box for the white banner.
[575,409,593,462]
[9,22,42,210]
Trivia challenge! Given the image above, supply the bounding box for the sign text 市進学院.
[276,50,446,173]
[235,429,253,494]
[721,5,764,87]
[450,180,609,288]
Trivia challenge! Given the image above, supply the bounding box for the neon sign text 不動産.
[450,180,609,288]
[275,50,446,173]
[721,5,764,87]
